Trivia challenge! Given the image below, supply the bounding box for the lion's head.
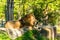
[20,13,37,26]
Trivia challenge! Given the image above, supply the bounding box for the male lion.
[20,13,37,30]
[5,13,37,40]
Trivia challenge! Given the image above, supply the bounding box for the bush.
[0,30,48,40]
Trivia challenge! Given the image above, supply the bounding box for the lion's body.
[5,13,37,39]
[5,21,21,29]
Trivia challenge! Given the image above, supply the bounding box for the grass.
[0,30,10,40]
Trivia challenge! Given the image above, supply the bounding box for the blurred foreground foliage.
[16,30,48,40]
[0,30,10,40]
[0,30,47,40]
[0,30,60,40]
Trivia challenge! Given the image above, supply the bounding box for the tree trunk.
[5,0,14,22]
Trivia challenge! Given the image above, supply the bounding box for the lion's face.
[23,13,37,26]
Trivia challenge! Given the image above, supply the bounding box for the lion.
[5,13,37,40]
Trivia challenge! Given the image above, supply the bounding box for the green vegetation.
[0,0,60,40]
[0,0,60,25]
[0,30,60,40]
[0,30,48,40]
[0,30,10,40]
[16,30,48,40]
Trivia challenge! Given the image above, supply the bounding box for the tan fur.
[5,13,36,39]
[5,21,22,29]
[20,13,37,30]
[25,14,36,25]
[5,13,36,29]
